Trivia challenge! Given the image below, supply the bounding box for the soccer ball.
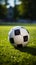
[8,26,29,47]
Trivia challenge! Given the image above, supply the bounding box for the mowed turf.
[0,24,36,65]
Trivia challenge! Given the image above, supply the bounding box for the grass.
[0,23,36,65]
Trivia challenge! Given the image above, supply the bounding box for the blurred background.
[0,0,36,23]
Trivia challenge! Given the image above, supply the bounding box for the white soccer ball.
[8,26,29,47]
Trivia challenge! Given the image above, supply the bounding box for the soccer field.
[0,24,36,65]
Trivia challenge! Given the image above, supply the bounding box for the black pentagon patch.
[17,44,22,47]
[23,36,28,42]
[10,38,14,43]
[14,29,20,35]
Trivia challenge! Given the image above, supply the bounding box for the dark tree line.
[0,0,36,20]
[20,0,36,20]
[0,5,7,19]
[0,0,7,19]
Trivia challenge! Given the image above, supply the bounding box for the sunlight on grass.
[0,24,36,65]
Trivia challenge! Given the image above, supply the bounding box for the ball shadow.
[15,46,36,56]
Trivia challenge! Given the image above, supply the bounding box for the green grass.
[0,23,36,65]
